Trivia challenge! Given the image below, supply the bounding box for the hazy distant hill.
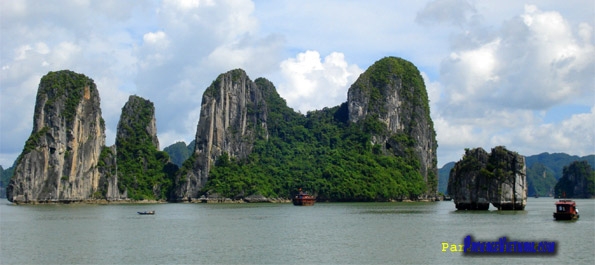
[437,162,454,195]
[0,164,15,198]
[438,152,595,196]
[526,153,594,197]
[163,140,195,167]
[525,153,595,179]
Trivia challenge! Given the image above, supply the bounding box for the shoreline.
[6,197,445,205]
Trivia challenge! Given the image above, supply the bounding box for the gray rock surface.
[173,69,268,201]
[447,146,527,210]
[347,57,438,196]
[7,70,105,203]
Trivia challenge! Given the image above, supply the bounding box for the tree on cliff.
[554,160,595,198]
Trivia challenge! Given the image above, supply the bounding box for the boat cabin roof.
[555,200,576,206]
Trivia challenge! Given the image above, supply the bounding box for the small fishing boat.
[137,210,155,215]
[553,200,579,220]
[292,189,315,206]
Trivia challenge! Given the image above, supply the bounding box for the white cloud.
[94,76,132,146]
[0,0,151,167]
[134,0,283,152]
[164,0,214,11]
[278,50,363,112]
[203,34,285,75]
[421,71,442,114]
[428,3,595,165]
[143,31,169,49]
[439,4,594,113]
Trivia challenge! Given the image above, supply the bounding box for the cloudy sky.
[1,0,593,169]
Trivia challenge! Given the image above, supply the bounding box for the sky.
[1,0,594,169]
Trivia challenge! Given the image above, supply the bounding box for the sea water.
[1,198,593,264]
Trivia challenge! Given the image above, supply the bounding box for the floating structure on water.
[293,189,315,206]
[553,200,579,220]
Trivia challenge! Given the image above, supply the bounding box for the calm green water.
[1,198,593,264]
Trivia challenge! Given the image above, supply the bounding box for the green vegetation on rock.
[115,96,176,200]
[357,57,430,121]
[202,77,428,201]
[39,70,94,126]
[21,126,50,155]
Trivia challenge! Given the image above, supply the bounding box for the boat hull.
[553,212,579,220]
[292,198,315,206]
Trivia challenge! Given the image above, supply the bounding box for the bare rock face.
[447,146,527,210]
[446,148,491,210]
[347,57,438,197]
[173,69,268,201]
[7,70,105,203]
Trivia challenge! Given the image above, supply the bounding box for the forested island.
[6,57,440,203]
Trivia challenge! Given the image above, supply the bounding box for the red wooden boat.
[292,189,315,206]
[553,200,579,220]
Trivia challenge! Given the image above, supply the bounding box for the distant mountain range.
[438,152,595,197]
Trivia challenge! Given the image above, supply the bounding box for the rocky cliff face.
[347,57,438,195]
[7,70,105,203]
[96,146,127,200]
[447,146,527,210]
[174,69,268,201]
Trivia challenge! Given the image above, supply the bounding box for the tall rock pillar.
[7,70,105,203]
[347,57,438,198]
[173,69,268,201]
